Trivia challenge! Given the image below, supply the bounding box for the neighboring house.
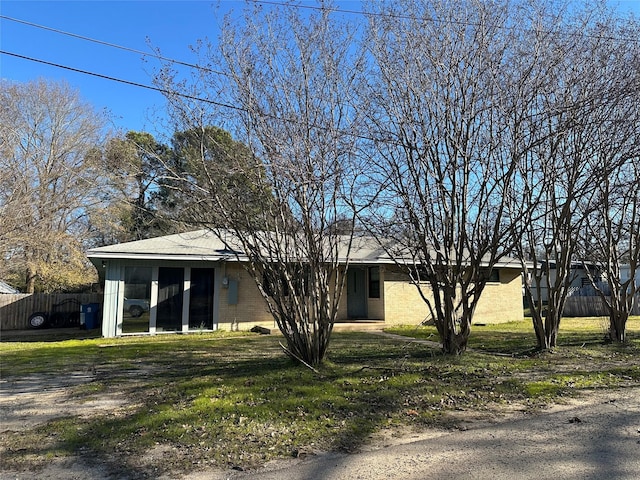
[87,230,525,338]
[0,280,20,294]
[620,264,640,292]
[528,261,604,303]
[564,264,640,317]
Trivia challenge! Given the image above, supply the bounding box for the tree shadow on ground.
[6,330,637,478]
[2,334,452,478]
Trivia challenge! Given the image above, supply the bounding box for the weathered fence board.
[564,295,640,317]
[0,294,102,330]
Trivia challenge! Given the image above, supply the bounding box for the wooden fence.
[0,293,102,330]
[564,295,640,317]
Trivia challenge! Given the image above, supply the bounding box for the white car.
[124,298,150,317]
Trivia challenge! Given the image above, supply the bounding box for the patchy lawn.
[1,318,639,478]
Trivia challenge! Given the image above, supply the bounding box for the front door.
[347,268,367,319]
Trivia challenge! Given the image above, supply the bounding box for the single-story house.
[87,230,525,338]
[527,261,604,302]
[620,264,640,292]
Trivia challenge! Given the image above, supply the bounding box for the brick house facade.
[88,230,525,338]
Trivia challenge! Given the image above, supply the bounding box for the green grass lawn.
[386,316,640,353]
[1,318,639,476]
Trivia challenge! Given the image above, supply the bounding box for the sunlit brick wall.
[383,267,524,325]
[216,264,274,332]
[473,269,524,323]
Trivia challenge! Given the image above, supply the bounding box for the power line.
[2,3,636,91]
[0,49,379,143]
[246,0,640,44]
[246,0,438,23]
[0,50,238,110]
[0,15,225,76]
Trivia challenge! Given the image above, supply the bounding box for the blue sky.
[2,0,639,137]
[1,1,236,135]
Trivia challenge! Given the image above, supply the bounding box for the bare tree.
[582,161,640,343]
[0,79,109,292]
[508,5,636,349]
[158,3,366,365]
[578,26,640,342]
[362,0,545,354]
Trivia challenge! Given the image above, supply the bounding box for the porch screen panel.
[157,267,184,332]
[123,266,152,333]
[189,268,215,330]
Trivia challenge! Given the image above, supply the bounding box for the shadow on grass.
[2,334,452,476]
[1,327,102,343]
[5,330,638,477]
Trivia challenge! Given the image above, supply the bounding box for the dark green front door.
[347,268,367,319]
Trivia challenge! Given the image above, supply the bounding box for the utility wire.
[0,15,225,76]
[246,0,640,44]
[0,49,381,143]
[0,50,238,110]
[246,0,441,22]
[1,48,629,145]
[2,3,636,89]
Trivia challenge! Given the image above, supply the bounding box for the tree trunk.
[441,317,471,355]
[531,310,559,351]
[442,332,469,355]
[609,313,627,343]
[532,317,547,350]
[25,265,37,294]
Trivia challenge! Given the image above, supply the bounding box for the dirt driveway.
[1,367,639,480]
[219,387,640,480]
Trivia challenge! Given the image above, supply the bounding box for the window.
[189,268,214,330]
[369,267,380,298]
[157,267,184,332]
[486,269,500,283]
[122,266,152,333]
[263,265,309,297]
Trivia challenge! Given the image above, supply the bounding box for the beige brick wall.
[217,264,275,331]
[383,268,433,325]
[383,267,524,325]
[473,269,524,323]
[219,265,357,330]
[217,264,523,330]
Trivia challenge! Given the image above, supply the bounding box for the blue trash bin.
[81,303,101,330]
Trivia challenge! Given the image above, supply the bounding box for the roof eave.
[87,252,245,262]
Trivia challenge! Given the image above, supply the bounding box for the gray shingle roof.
[87,229,522,269]
[87,229,394,264]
